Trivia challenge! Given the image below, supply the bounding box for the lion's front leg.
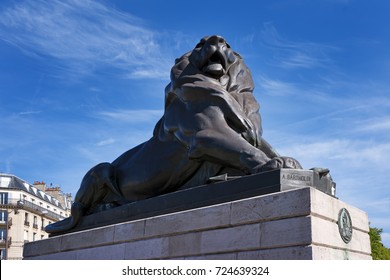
[189,129,270,174]
[189,132,302,174]
[255,156,302,172]
[185,107,302,174]
[184,107,270,174]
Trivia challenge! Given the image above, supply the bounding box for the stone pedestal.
[23,186,371,260]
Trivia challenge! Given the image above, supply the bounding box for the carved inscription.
[282,174,312,182]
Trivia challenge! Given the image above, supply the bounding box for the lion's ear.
[233,51,242,59]
[164,89,177,109]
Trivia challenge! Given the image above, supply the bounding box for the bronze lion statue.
[46,35,301,234]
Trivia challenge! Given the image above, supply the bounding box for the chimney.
[33,181,46,191]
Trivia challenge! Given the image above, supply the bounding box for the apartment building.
[0,173,72,260]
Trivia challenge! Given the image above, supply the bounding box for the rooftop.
[0,173,67,210]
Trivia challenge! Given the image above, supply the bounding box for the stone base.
[23,187,371,260]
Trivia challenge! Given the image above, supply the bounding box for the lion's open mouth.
[202,51,227,77]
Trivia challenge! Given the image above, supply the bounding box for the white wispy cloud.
[261,22,338,70]
[96,138,115,146]
[0,0,171,79]
[257,75,299,96]
[281,138,390,170]
[97,109,163,124]
[17,110,42,116]
[365,199,390,216]
[72,127,154,164]
[256,73,337,103]
[357,117,390,132]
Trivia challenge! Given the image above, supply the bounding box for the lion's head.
[168,35,255,95]
[189,35,239,78]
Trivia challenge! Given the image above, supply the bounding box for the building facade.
[0,173,72,260]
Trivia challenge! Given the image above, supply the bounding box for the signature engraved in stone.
[282,174,312,182]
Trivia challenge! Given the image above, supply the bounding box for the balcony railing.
[24,220,30,226]
[0,237,12,248]
[33,223,38,229]
[0,218,12,228]
[0,199,66,221]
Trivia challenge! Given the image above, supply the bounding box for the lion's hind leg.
[46,162,120,234]
[74,162,122,213]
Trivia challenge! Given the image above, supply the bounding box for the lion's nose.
[207,35,226,46]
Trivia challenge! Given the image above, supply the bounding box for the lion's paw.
[255,156,302,173]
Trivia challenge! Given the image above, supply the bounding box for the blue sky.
[1,0,389,246]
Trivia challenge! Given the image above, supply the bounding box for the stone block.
[310,189,370,232]
[26,250,77,260]
[185,253,237,260]
[237,246,313,260]
[145,203,231,237]
[113,219,145,243]
[76,243,126,260]
[259,216,312,248]
[23,236,62,257]
[61,226,115,251]
[311,215,371,255]
[311,245,372,260]
[167,232,202,257]
[124,237,169,259]
[230,188,311,225]
[200,224,261,254]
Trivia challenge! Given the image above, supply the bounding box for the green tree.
[369,227,390,260]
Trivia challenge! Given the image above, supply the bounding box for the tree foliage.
[369,227,390,260]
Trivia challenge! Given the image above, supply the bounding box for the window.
[33,216,38,229]
[24,230,29,242]
[24,213,30,226]
[0,228,7,240]
[41,218,45,229]
[0,211,7,223]
[0,249,6,260]
[33,233,37,241]
[0,192,8,204]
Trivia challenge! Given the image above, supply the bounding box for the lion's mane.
[154,41,263,153]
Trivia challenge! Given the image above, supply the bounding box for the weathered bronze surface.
[46,35,302,234]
